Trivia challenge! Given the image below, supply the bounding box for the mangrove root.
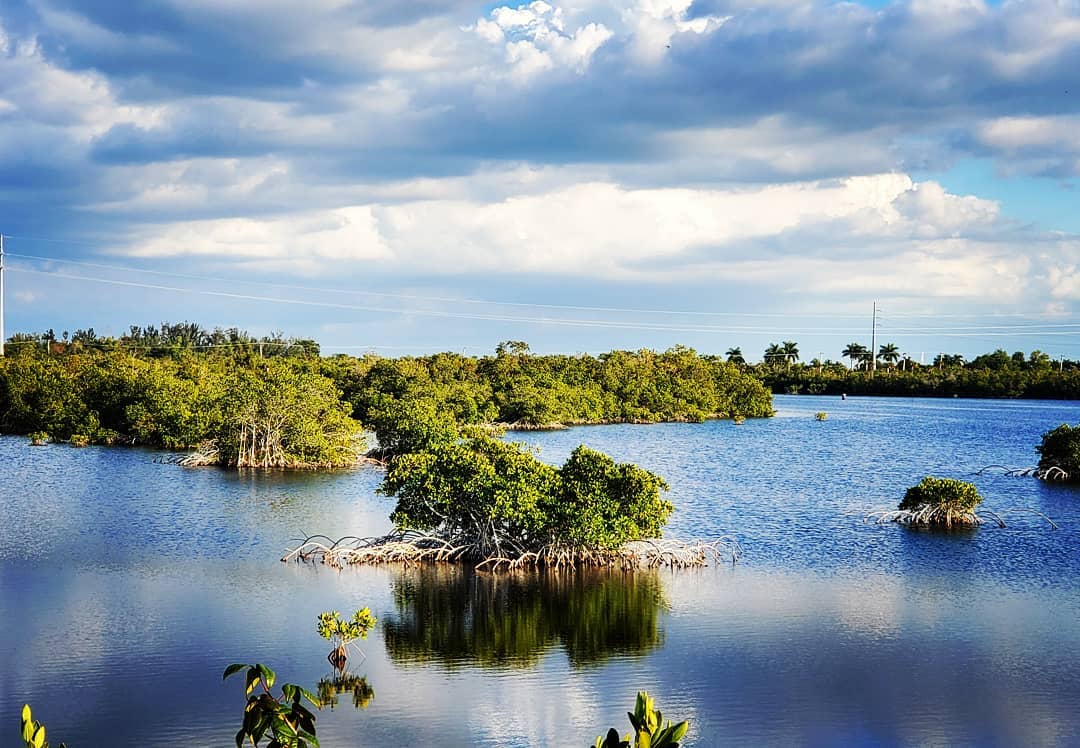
[281,531,742,571]
[866,505,1058,530]
[976,464,1070,481]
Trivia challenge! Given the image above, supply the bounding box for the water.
[2,395,1079,746]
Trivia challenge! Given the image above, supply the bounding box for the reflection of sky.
[3,562,1078,746]
[2,394,1080,745]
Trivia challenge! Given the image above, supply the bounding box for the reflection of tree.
[383,566,666,669]
[316,671,375,710]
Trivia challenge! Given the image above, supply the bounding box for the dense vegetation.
[0,324,774,466]
[756,345,1080,399]
[0,349,361,468]
[1036,424,1080,482]
[335,340,773,427]
[379,413,673,558]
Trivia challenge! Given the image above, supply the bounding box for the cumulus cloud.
[113,172,1032,307]
[468,1,613,82]
[5,0,1080,342]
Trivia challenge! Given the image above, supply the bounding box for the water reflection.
[316,671,376,711]
[383,566,666,669]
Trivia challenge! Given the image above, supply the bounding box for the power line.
[3,240,1076,322]
[14,263,1080,341]
[14,261,1080,336]
[3,249,868,320]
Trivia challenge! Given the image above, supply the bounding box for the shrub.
[1036,423,1080,481]
[382,432,672,558]
[897,477,982,527]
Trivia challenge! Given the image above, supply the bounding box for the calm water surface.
[2,395,1079,746]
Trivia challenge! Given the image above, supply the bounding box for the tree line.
[720,341,1080,398]
[0,324,774,463]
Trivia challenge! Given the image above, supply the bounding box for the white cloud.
[123,207,393,271]
[622,0,728,64]
[468,1,613,82]
[978,116,1080,152]
[113,172,1021,303]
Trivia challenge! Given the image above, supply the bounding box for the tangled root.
[976,464,1070,481]
[282,531,742,571]
[866,505,1058,530]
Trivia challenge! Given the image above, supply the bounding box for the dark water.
[2,396,1079,746]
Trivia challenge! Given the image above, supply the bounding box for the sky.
[2,0,1080,362]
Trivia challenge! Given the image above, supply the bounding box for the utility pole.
[1,233,5,357]
[870,301,878,378]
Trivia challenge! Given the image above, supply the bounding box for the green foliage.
[223,663,320,748]
[554,446,672,549]
[316,609,377,646]
[1,332,777,460]
[214,361,361,468]
[366,396,459,457]
[28,431,49,446]
[594,692,688,748]
[384,430,559,552]
[317,608,377,667]
[1036,424,1080,480]
[899,477,982,514]
[381,425,671,556]
[20,704,66,748]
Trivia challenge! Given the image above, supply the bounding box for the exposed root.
[866,505,1058,529]
[867,505,985,529]
[177,442,220,467]
[282,532,742,571]
[976,464,1070,481]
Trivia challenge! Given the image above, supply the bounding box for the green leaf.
[223,663,249,680]
[669,721,688,743]
[298,687,322,709]
[245,668,261,696]
[257,663,276,690]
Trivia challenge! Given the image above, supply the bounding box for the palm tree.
[725,347,745,365]
[842,342,868,371]
[781,341,800,367]
[764,343,783,367]
[878,343,900,368]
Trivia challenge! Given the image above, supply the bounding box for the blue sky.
[3,0,1080,361]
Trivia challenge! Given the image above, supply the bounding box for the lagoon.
[2,395,1079,745]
